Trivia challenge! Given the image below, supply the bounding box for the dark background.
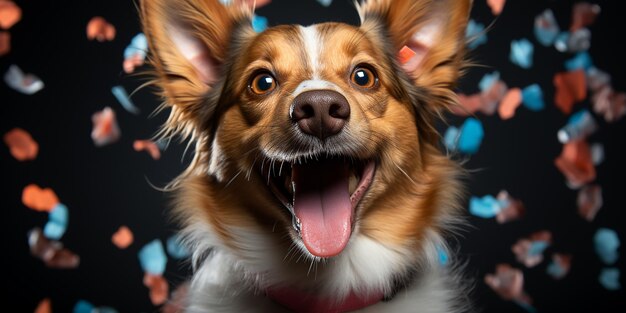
[2,0,624,312]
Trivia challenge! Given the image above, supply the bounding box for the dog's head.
[142,0,470,262]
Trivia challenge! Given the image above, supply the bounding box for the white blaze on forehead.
[299,25,322,80]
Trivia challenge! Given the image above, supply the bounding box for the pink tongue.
[292,160,352,258]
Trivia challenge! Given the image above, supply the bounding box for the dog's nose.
[290,90,350,140]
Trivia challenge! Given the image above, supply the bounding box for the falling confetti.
[143,273,169,306]
[73,300,118,313]
[466,19,487,49]
[554,140,596,189]
[252,14,268,32]
[317,0,333,7]
[0,31,9,56]
[546,253,572,280]
[577,184,602,222]
[34,298,51,313]
[599,268,621,291]
[133,140,161,160]
[86,17,116,42]
[43,203,69,240]
[28,227,79,269]
[111,85,140,114]
[495,190,525,224]
[511,231,552,268]
[510,39,534,69]
[484,263,535,311]
[443,117,484,155]
[138,239,167,275]
[3,128,38,161]
[22,184,60,212]
[91,107,121,147]
[557,109,598,144]
[534,9,560,47]
[166,234,190,259]
[520,84,544,112]
[0,0,21,29]
[554,70,587,114]
[486,0,506,16]
[594,228,620,265]
[123,33,148,74]
[112,225,134,249]
[498,88,521,120]
[571,2,601,32]
[4,65,45,95]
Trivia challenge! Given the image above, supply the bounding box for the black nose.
[290,90,351,140]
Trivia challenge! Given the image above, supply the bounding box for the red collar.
[266,286,384,313]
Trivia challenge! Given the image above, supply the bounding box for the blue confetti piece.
[252,15,268,33]
[547,260,566,279]
[528,241,549,257]
[521,84,544,111]
[43,203,68,240]
[317,0,333,7]
[558,109,597,143]
[510,39,534,69]
[565,52,593,71]
[599,268,621,291]
[138,239,168,275]
[534,9,560,47]
[594,228,620,265]
[167,234,190,259]
[466,20,487,50]
[514,300,538,313]
[457,118,484,154]
[436,245,448,266]
[478,71,500,93]
[443,126,459,152]
[73,300,94,313]
[111,85,140,115]
[469,195,501,218]
[124,33,148,59]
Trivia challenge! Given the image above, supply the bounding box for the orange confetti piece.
[34,298,51,313]
[133,140,161,160]
[4,127,38,161]
[86,17,116,42]
[0,1,21,29]
[498,88,522,120]
[487,0,506,15]
[0,31,9,56]
[554,70,587,115]
[112,226,134,249]
[554,140,596,189]
[22,184,59,212]
[91,107,121,147]
[398,46,417,65]
[571,2,601,32]
[144,273,169,306]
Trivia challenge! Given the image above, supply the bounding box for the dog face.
[142,0,470,272]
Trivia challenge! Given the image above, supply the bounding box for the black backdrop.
[2,0,625,312]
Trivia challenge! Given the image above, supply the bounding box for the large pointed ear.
[140,0,254,137]
[357,0,472,106]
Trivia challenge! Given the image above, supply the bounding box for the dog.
[141,0,473,312]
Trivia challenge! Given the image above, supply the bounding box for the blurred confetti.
[123,33,148,74]
[139,239,167,275]
[484,264,535,311]
[0,0,21,29]
[486,0,505,16]
[0,30,9,56]
[4,64,45,95]
[443,117,484,154]
[520,84,544,112]
[466,19,487,50]
[510,39,533,69]
[34,298,51,313]
[511,230,552,268]
[599,268,621,291]
[577,184,602,222]
[43,203,68,240]
[571,2,601,32]
[133,139,161,160]
[557,109,597,144]
[594,228,620,265]
[28,227,79,269]
[495,190,525,224]
[3,127,38,161]
[554,69,587,114]
[166,234,190,259]
[111,85,140,114]
[546,253,572,280]
[534,9,559,47]
[252,15,268,32]
[565,52,593,72]
[112,225,134,249]
[469,194,501,219]
[554,140,596,189]
[91,107,121,147]
[144,273,169,306]
[498,88,521,120]
[22,184,59,212]
[73,300,118,313]
[317,0,333,7]
[86,17,116,42]
[398,45,416,65]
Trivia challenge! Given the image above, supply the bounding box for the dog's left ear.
[358,0,472,100]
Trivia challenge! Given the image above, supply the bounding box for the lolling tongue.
[292,159,353,258]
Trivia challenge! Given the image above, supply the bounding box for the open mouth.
[264,157,375,258]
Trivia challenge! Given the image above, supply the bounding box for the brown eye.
[249,72,277,95]
[351,67,377,89]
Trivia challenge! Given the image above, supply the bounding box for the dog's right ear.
[141,0,253,136]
